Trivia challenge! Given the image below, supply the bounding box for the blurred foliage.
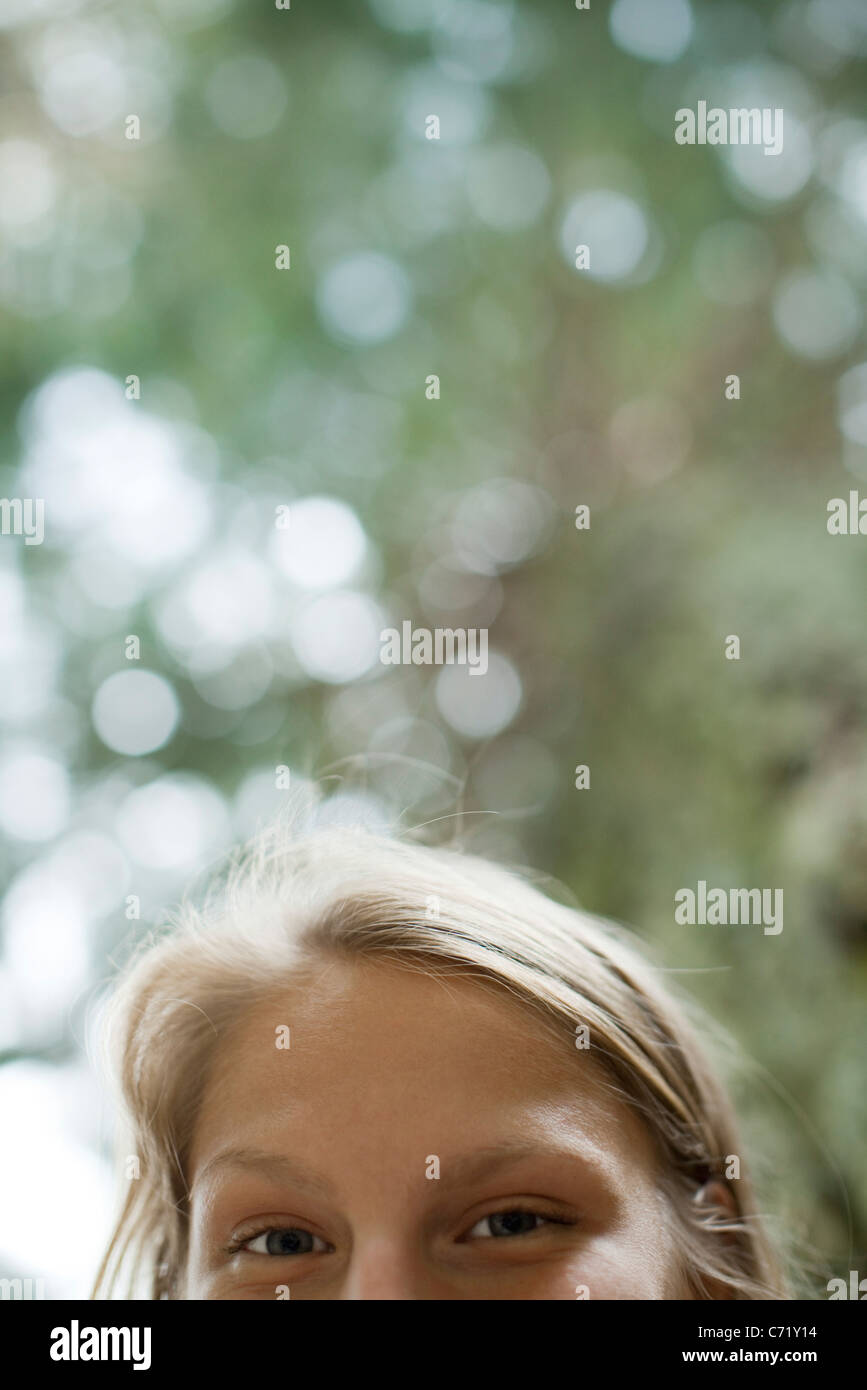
[0,0,866,1294]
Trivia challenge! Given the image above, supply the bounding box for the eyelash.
[464,1207,576,1242]
[227,1207,577,1256]
[226,1224,330,1257]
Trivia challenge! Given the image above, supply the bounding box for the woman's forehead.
[188,954,657,1181]
[211,952,583,1081]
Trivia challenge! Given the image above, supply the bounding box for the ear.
[692,1179,740,1301]
[693,1178,738,1226]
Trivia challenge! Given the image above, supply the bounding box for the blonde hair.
[93,810,788,1299]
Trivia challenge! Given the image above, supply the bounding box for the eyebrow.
[431,1141,612,1192]
[193,1139,614,1202]
[194,1148,337,1200]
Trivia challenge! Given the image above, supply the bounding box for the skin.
[183,955,723,1300]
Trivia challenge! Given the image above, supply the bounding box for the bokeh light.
[91,670,181,756]
[435,652,522,739]
[559,190,651,283]
[772,267,861,359]
[316,253,413,344]
[610,0,694,63]
[205,54,288,139]
[270,497,367,590]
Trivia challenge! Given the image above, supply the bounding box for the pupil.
[267,1229,311,1255]
[491,1211,537,1237]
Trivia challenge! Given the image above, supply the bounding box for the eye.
[241,1227,330,1256]
[466,1209,560,1240]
